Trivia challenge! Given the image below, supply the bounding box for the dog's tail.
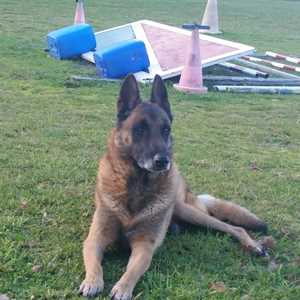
[197,194,267,233]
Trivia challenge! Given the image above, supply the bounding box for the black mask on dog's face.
[116,75,173,172]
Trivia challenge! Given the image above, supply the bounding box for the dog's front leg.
[79,208,119,297]
[110,239,155,300]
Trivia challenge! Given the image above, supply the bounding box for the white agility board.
[82,20,255,82]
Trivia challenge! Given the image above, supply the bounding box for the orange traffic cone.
[174,24,208,94]
[74,0,86,24]
[201,0,221,34]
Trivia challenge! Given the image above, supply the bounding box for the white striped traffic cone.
[201,0,221,34]
[74,0,86,24]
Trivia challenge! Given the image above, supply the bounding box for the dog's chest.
[126,172,163,214]
[126,174,152,214]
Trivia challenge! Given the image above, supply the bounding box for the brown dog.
[79,75,267,299]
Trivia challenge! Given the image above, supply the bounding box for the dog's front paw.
[79,278,104,298]
[110,281,133,300]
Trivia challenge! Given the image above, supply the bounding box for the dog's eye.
[135,127,144,137]
[133,122,147,138]
[162,126,170,137]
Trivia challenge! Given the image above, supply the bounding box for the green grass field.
[1,1,300,299]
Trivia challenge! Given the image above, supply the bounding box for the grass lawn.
[1,0,300,299]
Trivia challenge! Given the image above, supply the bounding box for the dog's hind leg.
[197,194,267,232]
[174,201,267,256]
[79,207,120,298]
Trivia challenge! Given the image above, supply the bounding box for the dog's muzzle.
[152,154,170,171]
[138,154,171,172]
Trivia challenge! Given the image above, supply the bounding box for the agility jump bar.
[235,58,300,79]
[214,85,300,95]
[219,62,269,78]
[266,51,300,65]
[243,56,300,73]
[204,76,300,86]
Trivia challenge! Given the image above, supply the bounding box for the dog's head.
[115,74,173,173]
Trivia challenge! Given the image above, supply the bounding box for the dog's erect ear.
[117,74,141,124]
[150,75,172,122]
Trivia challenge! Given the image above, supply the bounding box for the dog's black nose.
[153,154,170,171]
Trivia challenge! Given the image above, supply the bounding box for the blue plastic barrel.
[94,40,150,78]
[47,24,96,60]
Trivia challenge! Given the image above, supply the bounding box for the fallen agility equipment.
[81,20,254,82]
